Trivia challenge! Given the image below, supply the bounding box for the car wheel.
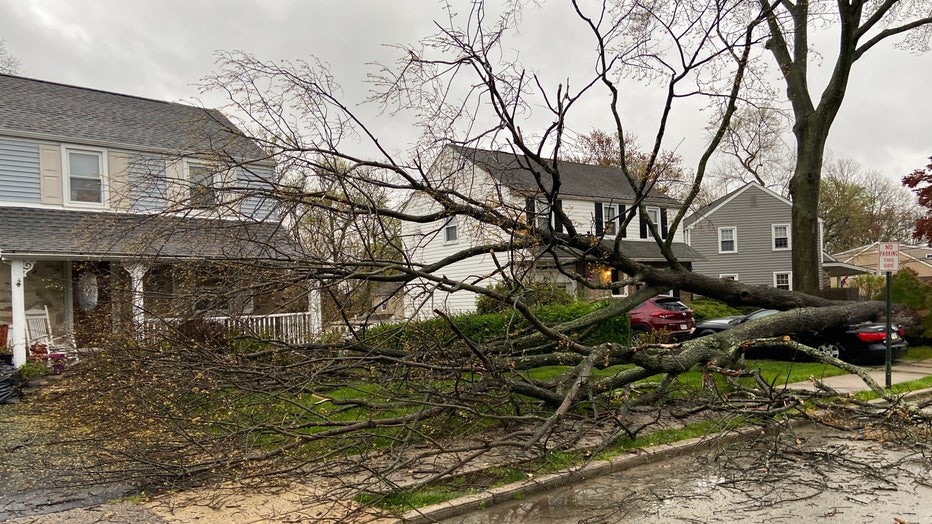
[631,327,650,345]
[816,342,843,360]
[697,329,717,337]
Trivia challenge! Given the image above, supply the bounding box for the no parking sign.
[878,242,899,272]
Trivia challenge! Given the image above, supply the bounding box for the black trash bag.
[0,362,20,404]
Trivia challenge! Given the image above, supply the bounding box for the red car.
[629,295,695,342]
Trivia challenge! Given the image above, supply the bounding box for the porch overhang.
[822,261,873,278]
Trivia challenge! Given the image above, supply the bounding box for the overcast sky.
[1,0,930,183]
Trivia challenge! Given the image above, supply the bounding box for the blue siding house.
[0,74,305,367]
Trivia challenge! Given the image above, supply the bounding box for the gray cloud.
[1,1,929,179]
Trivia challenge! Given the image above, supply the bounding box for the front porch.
[1,258,322,368]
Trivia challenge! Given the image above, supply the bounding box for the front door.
[72,262,112,347]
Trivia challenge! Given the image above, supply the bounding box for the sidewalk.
[781,358,932,394]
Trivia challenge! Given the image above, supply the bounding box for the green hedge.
[364,301,630,354]
[689,297,745,322]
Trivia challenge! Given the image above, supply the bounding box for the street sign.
[878,242,899,272]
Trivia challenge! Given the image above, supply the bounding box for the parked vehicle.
[692,309,779,337]
[629,295,695,342]
[692,309,908,364]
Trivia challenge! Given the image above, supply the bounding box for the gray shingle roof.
[0,74,265,160]
[556,239,703,263]
[452,145,682,207]
[0,207,300,261]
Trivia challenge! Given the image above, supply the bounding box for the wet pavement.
[439,425,932,523]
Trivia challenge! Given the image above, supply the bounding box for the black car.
[692,309,780,337]
[693,309,909,364]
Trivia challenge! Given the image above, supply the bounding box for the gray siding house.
[0,74,306,368]
[684,182,806,289]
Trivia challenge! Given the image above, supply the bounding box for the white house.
[401,145,702,318]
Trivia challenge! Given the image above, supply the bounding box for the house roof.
[0,207,300,261]
[684,182,791,228]
[0,74,266,161]
[546,239,703,264]
[452,145,681,206]
[834,241,932,271]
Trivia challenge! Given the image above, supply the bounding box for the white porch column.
[124,263,149,340]
[9,260,34,368]
[307,286,322,334]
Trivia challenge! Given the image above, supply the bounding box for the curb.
[398,425,763,523]
[398,385,932,523]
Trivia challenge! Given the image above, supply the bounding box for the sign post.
[878,242,899,388]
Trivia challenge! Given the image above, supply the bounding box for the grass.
[352,353,932,514]
[902,344,932,361]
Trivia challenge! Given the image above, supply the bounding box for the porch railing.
[145,311,318,345]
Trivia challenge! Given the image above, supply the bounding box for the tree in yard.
[903,156,932,244]
[820,158,919,253]
[51,2,932,516]
[0,39,19,74]
[566,129,691,198]
[759,0,932,293]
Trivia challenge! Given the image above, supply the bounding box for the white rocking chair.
[25,306,77,366]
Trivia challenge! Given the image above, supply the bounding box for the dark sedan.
[692,309,908,364]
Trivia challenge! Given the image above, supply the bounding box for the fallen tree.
[38,1,932,519]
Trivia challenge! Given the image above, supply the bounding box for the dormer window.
[65,147,106,205]
[602,203,619,236]
[187,162,218,209]
[443,216,458,242]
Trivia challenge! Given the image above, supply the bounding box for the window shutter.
[39,145,63,205]
[594,202,603,236]
[554,198,564,233]
[661,208,668,239]
[619,204,626,238]
[525,197,535,225]
[639,210,647,238]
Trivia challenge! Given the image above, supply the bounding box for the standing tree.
[0,39,20,74]
[821,158,919,252]
[759,0,932,292]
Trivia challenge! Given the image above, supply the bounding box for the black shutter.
[619,204,626,238]
[594,202,603,236]
[554,198,564,233]
[639,210,647,238]
[660,208,668,239]
[525,197,535,226]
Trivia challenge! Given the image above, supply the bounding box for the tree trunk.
[791,124,827,295]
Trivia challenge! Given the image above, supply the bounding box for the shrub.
[365,300,630,355]
[689,297,744,322]
[17,361,48,381]
[476,281,575,315]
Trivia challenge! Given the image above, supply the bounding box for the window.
[720,274,738,281]
[718,227,737,253]
[646,206,660,226]
[602,203,619,236]
[772,224,790,250]
[188,163,218,208]
[444,217,458,242]
[774,272,791,290]
[65,148,105,205]
[535,201,552,230]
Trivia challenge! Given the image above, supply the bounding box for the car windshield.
[744,309,779,322]
[654,298,690,312]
